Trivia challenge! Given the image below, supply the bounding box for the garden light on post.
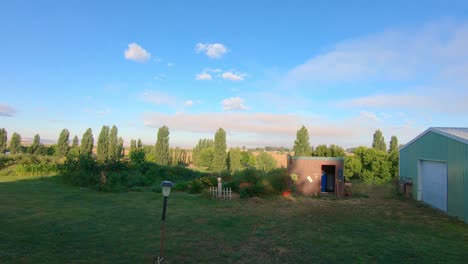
[155,181,173,264]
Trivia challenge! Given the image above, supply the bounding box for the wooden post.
[217,177,222,199]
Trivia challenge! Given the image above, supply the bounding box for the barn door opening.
[321,165,336,193]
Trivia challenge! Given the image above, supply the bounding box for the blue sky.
[1,0,468,148]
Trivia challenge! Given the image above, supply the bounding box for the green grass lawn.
[1,177,467,264]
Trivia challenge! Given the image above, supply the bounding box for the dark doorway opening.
[321,165,336,192]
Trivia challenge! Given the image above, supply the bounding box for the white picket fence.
[209,187,232,200]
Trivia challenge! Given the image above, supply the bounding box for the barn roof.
[400,127,468,151]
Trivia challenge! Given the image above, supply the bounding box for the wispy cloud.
[195,72,212,80]
[222,97,248,111]
[195,43,228,59]
[140,90,176,106]
[222,71,246,81]
[124,43,151,62]
[335,94,430,108]
[0,104,16,117]
[154,74,165,81]
[283,22,468,87]
[97,108,111,115]
[184,100,194,107]
[142,111,423,147]
[360,111,380,122]
[334,91,468,113]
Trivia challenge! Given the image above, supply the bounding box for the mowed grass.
[1,177,467,263]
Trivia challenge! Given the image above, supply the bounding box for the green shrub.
[263,168,288,194]
[100,171,129,192]
[228,168,289,197]
[128,186,149,192]
[173,181,189,192]
[15,164,58,176]
[187,176,216,194]
[59,153,99,187]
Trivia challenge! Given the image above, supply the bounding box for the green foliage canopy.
[228,147,243,172]
[97,126,110,163]
[81,128,94,156]
[372,129,386,152]
[0,128,7,153]
[154,126,170,165]
[9,132,22,154]
[56,129,70,157]
[293,125,311,156]
[213,128,227,172]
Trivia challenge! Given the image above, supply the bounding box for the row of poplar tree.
[0,126,124,163]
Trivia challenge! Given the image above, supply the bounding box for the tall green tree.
[389,135,399,178]
[29,134,40,154]
[137,139,142,148]
[372,129,387,152]
[81,128,94,156]
[256,151,277,172]
[130,139,137,153]
[97,126,110,163]
[154,126,170,165]
[56,129,70,157]
[228,147,243,172]
[0,128,7,153]
[171,147,181,166]
[389,136,399,153]
[108,125,119,161]
[10,132,22,154]
[117,137,124,159]
[72,135,79,148]
[192,138,215,167]
[213,128,227,172]
[294,125,311,156]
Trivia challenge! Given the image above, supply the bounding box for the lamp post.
[156,180,173,264]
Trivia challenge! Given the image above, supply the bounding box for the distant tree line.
[293,126,345,157]
[191,128,278,173]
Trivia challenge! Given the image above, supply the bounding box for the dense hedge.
[59,153,211,192]
[58,153,291,198]
[0,154,59,177]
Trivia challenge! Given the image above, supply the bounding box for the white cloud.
[184,100,194,106]
[222,97,248,111]
[195,72,213,80]
[140,90,176,106]
[222,71,246,81]
[124,43,151,62]
[360,111,380,122]
[167,62,174,67]
[0,104,16,117]
[195,43,228,59]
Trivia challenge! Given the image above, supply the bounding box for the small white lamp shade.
[160,181,174,197]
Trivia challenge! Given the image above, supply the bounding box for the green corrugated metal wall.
[399,131,467,223]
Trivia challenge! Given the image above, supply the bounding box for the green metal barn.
[399,127,468,223]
